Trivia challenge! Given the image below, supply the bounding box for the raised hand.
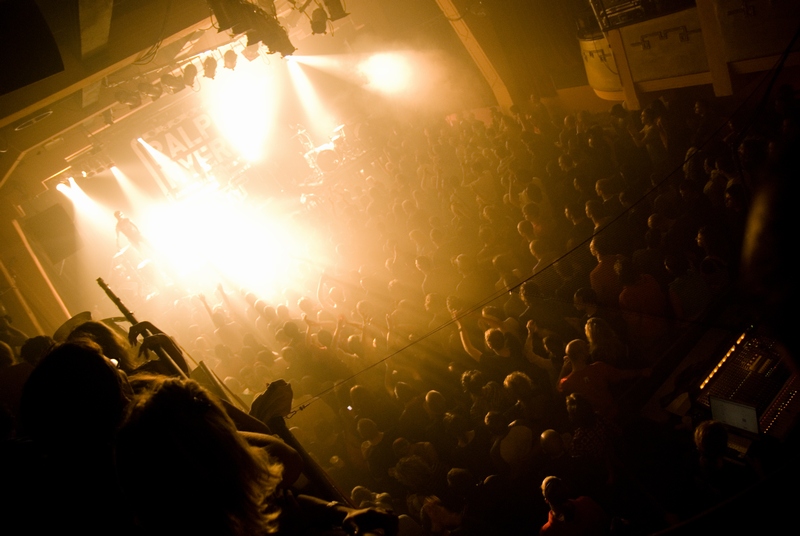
[128,320,161,346]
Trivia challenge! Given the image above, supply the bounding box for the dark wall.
[458,0,589,102]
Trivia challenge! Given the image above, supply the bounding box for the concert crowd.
[1,82,798,535]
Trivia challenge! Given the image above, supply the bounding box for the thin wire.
[196,13,218,32]
[209,12,220,31]
[134,0,174,65]
[593,35,619,76]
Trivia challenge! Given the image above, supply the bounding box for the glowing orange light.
[359,53,412,94]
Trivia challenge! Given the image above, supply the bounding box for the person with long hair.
[584,317,627,369]
[116,377,283,536]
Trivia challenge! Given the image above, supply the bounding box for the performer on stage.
[114,210,144,250]
[290,124,315,153]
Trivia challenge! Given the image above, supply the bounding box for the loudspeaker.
[0,0,65,95]
[23,204,82,264]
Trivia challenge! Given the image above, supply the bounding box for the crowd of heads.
[2,80,798,534]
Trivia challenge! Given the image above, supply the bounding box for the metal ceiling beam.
[433,0,514,110]
[0,18,214,193]
[0,18,211,130]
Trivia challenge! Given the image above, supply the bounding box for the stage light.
[207,0,295,57]
[242,39,261,61]
[115,90,141,108]
[138,82,164,100]
[111,165,150,207]
[224,50,238,70]
[323,0,348,21]
[289,54,348,75]
[359,53,412,94]
[203,56,218,79]
[203,58,275,163]
[60,177,114,235]
[310,8,328,34]
[139,189,321,299]
[248,15,296,57]
[286,59,337,140]
[56,180,70,194]
[183,64,198,86]
[161,74,186,93]
[138,137,195,186]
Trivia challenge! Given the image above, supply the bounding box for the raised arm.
[302,314,319,349]
[129,321,190,375]
[0,315,28,347]
[524,320,555,374]
[453,314,483,362]
[628,124,647,148]
[198,294,216,325]
[332,315,345,350]
[316,272,333,309]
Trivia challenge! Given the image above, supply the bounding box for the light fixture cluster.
[66,150,116,181]
[115,28,265,108]
[113,59,207,109]
[208,0,296,56]
[111,1,313,111]
[44,149,116,194]
[287,0,349,36]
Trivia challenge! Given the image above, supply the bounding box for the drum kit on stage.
[294,123,369,177]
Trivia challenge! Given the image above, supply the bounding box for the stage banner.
[130,99,246,200]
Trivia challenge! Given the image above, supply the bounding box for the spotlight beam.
[286,60,337,140]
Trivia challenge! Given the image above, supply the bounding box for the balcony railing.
[589,0,696,31]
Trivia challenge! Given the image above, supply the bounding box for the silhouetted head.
[117,377,281,536]
[20,341,130,449]
[541,476,570,509]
